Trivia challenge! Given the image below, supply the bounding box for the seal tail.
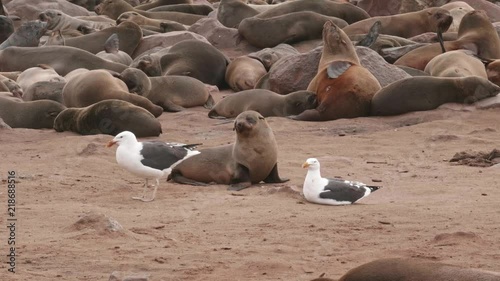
[204,94,215,109]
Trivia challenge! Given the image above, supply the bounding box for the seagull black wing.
[140,141,198,170]
[318,178,371,203]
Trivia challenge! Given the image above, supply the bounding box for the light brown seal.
[169,110,289,190]
[239,11,348,48]
[116,11,187,31]
[0,97,66,129]
[54,99,162,137]
[62,69,163,117]
[0,20,48,50]
[371,76,500,116]
[95,0,204,25]
[208,89,317,119]
[23,81,65,103]
[342,7,453,38]
[424,50,487,78]
[225,56,267,91]
[395,10,500,70]
[217,0,259,28]
[16,65,65,92]
[38,9,115,31]
[291,20,381,121]
[119,68,215,112]
[338,258,500,281]
[96,33,134,65]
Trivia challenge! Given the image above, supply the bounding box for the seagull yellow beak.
[302,162,310,168]
[106,140,117,148]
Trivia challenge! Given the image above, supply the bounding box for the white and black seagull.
[302,158,381,205]
[106,131,200,202]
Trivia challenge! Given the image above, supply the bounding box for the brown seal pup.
[0,46,128,76]
[0,15,14,44]
[0,20,48,50]
[54,99,162,137]
[255,0,369,24]
[96,33,134,65]
[225,56,267,91]
[239,11,348,48]
[371,76,500,116]
[62,69,163,117]
[338,258,500,281]
[169,111,289,190]
[424,50,487,78]
[17,65,65,92]
[148,4,213,15]
[291,21,381,121]
[119,68,214,112]
[38,9,115,32]
[248,43,300,70]
[135,0,193,10]
[95,0,204,25]
[217,0,259,28]
[0,97,66,129]
[342,7,453,38]
[441,1,474,33]
[208,89,317,119]
[395,10,500,70]
[116,11,187,31]
[23,81,65,103]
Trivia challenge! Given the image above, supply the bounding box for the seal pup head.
[53,107,79,132]
[284,90,318,116]
[120,67,152,96]
[427,8,453,34]
[233,110,266,137]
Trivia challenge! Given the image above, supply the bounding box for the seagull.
[302,158,381,205]
[106,131,200,202]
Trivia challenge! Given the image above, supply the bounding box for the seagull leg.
[140,178,160,202]
[132,179,149,200]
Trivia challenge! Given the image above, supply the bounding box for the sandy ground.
[1,92,500,280]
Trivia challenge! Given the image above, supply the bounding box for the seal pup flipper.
[208,108,229,119]
[104,33,119,54]
[203,94,215,109]
[168,171,209,186]
[263,163,289,183]
[163,100,185,112]
[437,28,446,53]
[355,20,381,48]
[327,61,352,79]
[228,164,252,191]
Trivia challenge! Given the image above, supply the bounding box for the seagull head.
[302,158,320,170]
[106,131,137,148]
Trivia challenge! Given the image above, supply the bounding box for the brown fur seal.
[135,0,193,10]
[23,81,65,103]
[395,10,500,70]
[54,99,162,137]
[62,69,163,117]
[169,110,289,190]
[0,75,22,98]
[0,20,48,50]
[208,89,317,119]
[148,4,213,15]
[292,21,381,121]
[95,0,204,25]
[134,39,228,86]
[16,65,65,92]
[225,56,267,91]
[119,68,214,112]
[248,43,300,71]
[116,11,187,31]
[0,97,66,128]
[338,258,500,281]
[0,15,14,44]
[255,0,369,24]
[217,0,259,28]
[342,7,453,38]
[441,1,474,33]
[424,50,487,78]
[371,76,500,116]
[0,46,128,76]
[239,11,348,48]
[38,9,115,31]
[96,33,133,65]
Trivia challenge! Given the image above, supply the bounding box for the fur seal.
[424,50,487,78]
[225,56,267,91]
[95,0,204,25]
[248,43,300,71]
[16,65,65,92]
[395,10,500,70]
[0,15,14,44]
[255,0,369,24]
[119,68,214,112]
[0,75,23,98]
[338,258,500,281]
[23,81,65,103]
[208,89,317,119]
[135,0,193,10]
[148,4,213,15]
[96,33,133,65]
[0,20,48,50]
[292,21,381,121]
[217,0,259,28]
[441,1,474,33]
[116,11,187,31]
[0,46,128,76]
[62,69,163,117]
[134,39,228,86]
[342,7,453,38]
[38,9,115,32]
[54,99,162,137]
[169,110,289,190]
[239,11,348,48]
[371,76,500,116]
[0,97,66,129]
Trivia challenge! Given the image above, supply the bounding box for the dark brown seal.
[0,97,66,129]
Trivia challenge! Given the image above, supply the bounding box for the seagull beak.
[106,140,117,148]
[302,162,310,168]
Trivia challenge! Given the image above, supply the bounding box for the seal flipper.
[104,33,119,54]
[437,27,446,53]
[263,163,289,183]
[204,94,215,109]
[168,171,209,186]
[228,164,252,191]
[163,100,185,112]
[355,20,381,48]
[327,61,352,79]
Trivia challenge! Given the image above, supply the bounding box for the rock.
[68,212,126,236]
[132,31,210,59]
[356,46,411,87]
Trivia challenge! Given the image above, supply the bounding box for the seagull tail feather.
[367,185,382,192]
[182,143,203,150]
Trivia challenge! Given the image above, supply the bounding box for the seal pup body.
[424,50,487,78]
[0,97,65,129]
[225,56,267,91]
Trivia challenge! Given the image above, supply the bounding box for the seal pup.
[54,99,162,137]
[96,33,133,65]
[16,65,65,92]
[38,9,115,32]
[217,0,259,28]
[169,111,289,190]
[208,89,317,119]
[0,15,14,43]
[0,20,48,50]
[371,76,500,116]
[424,50,487,78]
[23,81,65,103]
[248,43,300,71]
[291,21,381,121]
[225,56,267,91]
[0,97,66,129]
[116,11,187,31]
